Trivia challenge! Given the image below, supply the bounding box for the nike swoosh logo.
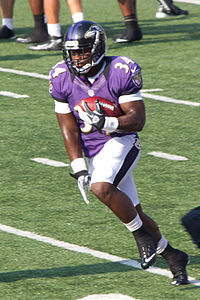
[145,253,156,263]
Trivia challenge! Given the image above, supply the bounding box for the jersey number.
[114,57,136,74]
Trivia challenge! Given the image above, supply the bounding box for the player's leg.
[16,0,48,44]
[0,0,15,39]
[0,0,14,18]
[156,0,189,18]
[136,204,189,285]
[88,135,157,269]
[113,0,142,43]
[44,0,61,37]
[91,181,157,269]
[66,0,84,23]
[110,148,189,285]
[28,0,62,51]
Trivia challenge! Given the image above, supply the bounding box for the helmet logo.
[84,25,102,39]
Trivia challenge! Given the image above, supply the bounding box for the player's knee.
[91,182,115,206]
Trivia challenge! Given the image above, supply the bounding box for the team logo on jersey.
[131,69,142,87]
[88,89,94,97]
[135,138,141,150]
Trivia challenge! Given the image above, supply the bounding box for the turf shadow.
[0,52,60,62]
[0,261,135,283]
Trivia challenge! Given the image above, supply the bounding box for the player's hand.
[76,105,92,124]
[79,100,105,132]
[70,170,91,204]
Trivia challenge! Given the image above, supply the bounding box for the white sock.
[47,23,61,37]
[124,214,143,232]
[72,12,84,23]
[2,18,13,30]
[156,235,168,254]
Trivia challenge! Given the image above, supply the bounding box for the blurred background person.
[1,0,188,45]
[156,0,189,18]
[113,0,142,44]
[0,0,84,50]
[114,0,189,43]
[0,0,48,42]
[16,0,48,44]
[28,0,84,51]
[0,0,15,39]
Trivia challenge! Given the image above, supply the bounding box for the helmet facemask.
[68,47,93,74]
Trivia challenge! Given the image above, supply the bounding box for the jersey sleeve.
[49,63,69,103]
[109,56,143,98]
[54,100,71,114]
[118,91,143,104]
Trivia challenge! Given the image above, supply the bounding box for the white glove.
[77,101,118,133]
[70,170,91,204]
[77,100,105,132]
[76,105,92,124]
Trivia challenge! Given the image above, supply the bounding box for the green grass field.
[0,0,200,299]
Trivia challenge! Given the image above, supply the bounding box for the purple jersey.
[49,56,143,158]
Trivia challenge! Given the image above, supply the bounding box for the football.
[78,96,122,117]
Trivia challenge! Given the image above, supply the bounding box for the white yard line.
[0,67,199,107]
[77,295,138,300]
[0,67,49,80]
[30,152,188,167]
[0,223,199,287]
[141,89,163,92]
[141,93,200,107]
[148,152,188,161]
[0,91,29,98]
[30,158,69,167]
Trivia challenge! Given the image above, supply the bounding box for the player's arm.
[56,112,91,204]
[118,99,146,132]
[56,112,82,162]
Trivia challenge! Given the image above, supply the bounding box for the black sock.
[123,14,142,41]
[160,243,175,259]
[132,225,148,239]
[34,13,45,28]
[33,13,48,35]
[124,14,138,30]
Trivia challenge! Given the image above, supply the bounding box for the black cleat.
[156,4,189,18]
[16,33,49,44]
[28,36,62,51]
[0,25,15,39]
[133,226,157,269]
[113,26,142,44]
[139,242,157,269]
[166,249,190,286]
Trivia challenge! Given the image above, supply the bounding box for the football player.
[27,0,84,51]
[49,20,189,285]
